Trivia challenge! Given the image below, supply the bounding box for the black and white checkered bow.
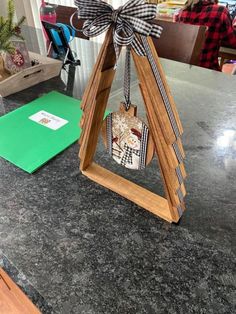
[74,0,163,110]
[74,0,162,57]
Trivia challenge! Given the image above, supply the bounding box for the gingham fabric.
[74,0,162,57]
[177,205,184,217]
[177,187,184,203]
[139,122,149,170]
[172,142,184,164]
[140,35,181,139]
[106,113,113,156]
[121,143,140,167]
[124,46,131,110]
[175,165,184,185]
[74,0,163,110]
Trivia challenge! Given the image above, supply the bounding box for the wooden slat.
[144,35,186,161]
[79,33,112,148]
[79,73,101,149]
[80,87,113,169]
[80,31,117,170]
[139,82,181,219]
[79,30,115,149]
[0,268,41,314]
[147,36,184,136]
[180,182,187,198]
[133,52,177,145]
[180,163,187,179]
[80,67,115,140]
[133,55,182,184]
[140,37,185,162]
[138,81,180,208]
[177,137,186,159]
[82,163,176,222]
[133,52,187,184]
[98,68,117,92]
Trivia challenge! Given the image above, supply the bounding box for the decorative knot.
[111,7,122,24]
[74,0,163,56]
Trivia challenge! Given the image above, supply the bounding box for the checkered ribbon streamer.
[74,0,163,109]
[121,143,140,167]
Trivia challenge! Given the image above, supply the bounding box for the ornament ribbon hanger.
[123,45,131,111]
[74,0,163,111]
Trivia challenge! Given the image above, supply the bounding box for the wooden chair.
[152,19,206,66]
[47,3,89,40]
[219,46,236,70]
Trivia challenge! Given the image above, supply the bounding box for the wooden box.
[0,52,62,97]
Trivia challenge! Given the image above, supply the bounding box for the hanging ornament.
[101,46,154,170]
[102,105,154,170]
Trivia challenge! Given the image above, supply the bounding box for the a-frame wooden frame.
[79,27,187,223]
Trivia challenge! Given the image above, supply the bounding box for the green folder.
[0,91,83,173]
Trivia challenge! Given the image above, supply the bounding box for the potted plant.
[0,0,25,81]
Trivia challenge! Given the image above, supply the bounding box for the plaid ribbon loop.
[74,0,163,56]
[74,0,163,110]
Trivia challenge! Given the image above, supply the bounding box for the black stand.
[42,21,81,67]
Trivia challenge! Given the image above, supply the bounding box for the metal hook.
[70,10,84,33]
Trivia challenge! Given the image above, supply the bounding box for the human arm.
[220,8,236,48]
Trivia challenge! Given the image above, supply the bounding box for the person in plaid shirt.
[175,0,236,70]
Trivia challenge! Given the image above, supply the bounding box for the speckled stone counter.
[0,35,236,313]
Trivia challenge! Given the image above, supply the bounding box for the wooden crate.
[0,52,62,97]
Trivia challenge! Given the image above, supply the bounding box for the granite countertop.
[0,36,236,313]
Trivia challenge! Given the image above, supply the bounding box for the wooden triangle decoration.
[79,27,187,223]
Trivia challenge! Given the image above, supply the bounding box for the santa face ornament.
[102,111,154,170]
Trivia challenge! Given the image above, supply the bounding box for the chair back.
[152,19,206,65]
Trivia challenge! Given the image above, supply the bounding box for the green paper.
[0,91,83,173]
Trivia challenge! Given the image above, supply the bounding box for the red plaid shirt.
[175,1,236,70]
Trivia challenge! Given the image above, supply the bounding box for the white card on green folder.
[0,91,82,173]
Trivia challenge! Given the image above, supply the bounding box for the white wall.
[1,1,19,23]
[0,0,9,16]
[12,0,129,47]
[14,0,37,26]
[13,0,129,28]
[0,1,36,25]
